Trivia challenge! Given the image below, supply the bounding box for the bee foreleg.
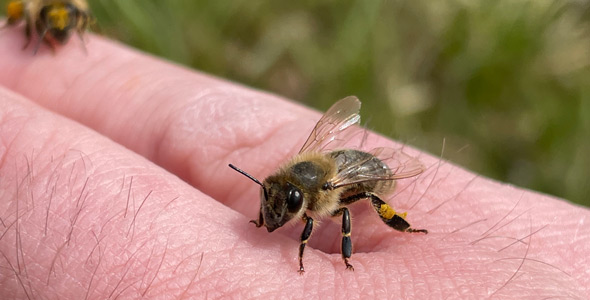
[249,209,264,228]
[368,194,428,234]
[298,214,314,274]
[332,207,354,271]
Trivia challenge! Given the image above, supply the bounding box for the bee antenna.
[228,164,263,187]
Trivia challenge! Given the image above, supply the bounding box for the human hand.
[0,31,588,299]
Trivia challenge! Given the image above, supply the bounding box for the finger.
[0,30,314,207]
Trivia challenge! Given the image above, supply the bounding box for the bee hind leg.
[367,193,428,234]
[332,207,354,271]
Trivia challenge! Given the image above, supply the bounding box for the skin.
[0,29,588,299]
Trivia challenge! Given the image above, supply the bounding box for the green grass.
[5,1,590,206]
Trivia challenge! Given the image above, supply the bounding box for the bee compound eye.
[287,186,303,212]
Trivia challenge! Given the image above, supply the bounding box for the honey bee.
[4,0,92,53]
[229,96,428,273]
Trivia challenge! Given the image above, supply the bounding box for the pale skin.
[0,30,588,299]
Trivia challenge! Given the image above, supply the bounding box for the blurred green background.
[6,1,590,206]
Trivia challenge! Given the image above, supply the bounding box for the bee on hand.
[4,0,92,54]
[229,96,428,273]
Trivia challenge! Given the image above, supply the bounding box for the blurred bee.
[229,96,428,273]
[4,0,92,53]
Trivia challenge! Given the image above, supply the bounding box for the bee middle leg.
[332,207,354,270]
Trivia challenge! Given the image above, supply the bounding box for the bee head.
[229,164,305,232]
[39,2,80,43]
[261,178,304,232]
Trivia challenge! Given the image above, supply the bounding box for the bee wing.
[330,147,425,189]
[299,96,362,154]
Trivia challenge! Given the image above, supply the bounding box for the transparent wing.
[299,96,362,154]
[330,147,425,189]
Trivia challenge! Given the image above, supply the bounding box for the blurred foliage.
[4,1,589,206]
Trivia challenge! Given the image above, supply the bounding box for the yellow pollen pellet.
[7,1,24,20]
[49,7,69,30]
[379,204,396,220]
